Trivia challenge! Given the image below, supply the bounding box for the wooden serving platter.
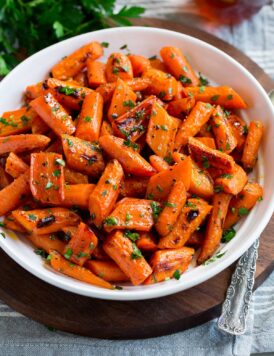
[0,19,273,339]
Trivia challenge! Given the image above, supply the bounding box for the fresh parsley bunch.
[0,0,145,75]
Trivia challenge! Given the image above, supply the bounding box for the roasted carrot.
[99,135,155,177]
[215,164,248,195]
[224,182,263,229]
[85,260,129,282]
[49,250,112,289]
[188,137,235,172]
[198,122,214,138]
[149,155,169,172]
[73,70,89,87]
[103,198,159,233]
[197,193,232,264]
[62,184,95,209]
[105,52,133,82]
[144,247,195,284]
[87,60,107,88]
[5,152,28,178]
[12,207,80,235]
[0,166,11,189]
[211,105,237,154]
[100,120,114,136]
[227,114,247,151]
[129,54,151,77]
[103,230,152,285]
[25,82,45,99]
[120,177,149,198]
[174,101,214,150]
[62,134,105,177]
[52,41,103,80]
[89,159,124,227]
[195,137,216,149]
[186,231,204,248]
[30,92,75,136]
[0,134,50,155]
[31,116,49,135]
[185,86,247,109]
[158,198,212,249]
[167,96,195,118]
[0,169,30,216]
[28,233,65,255]
[146,157,192,201]
[149,57,167,72]
[64,167,88,184]
[155,180,187,236]
[107,78,137,122]
[0,107,35,137]
[136,232,158,252]
[142,68,178,101]
[146,102,178,158]
[3,214,27,233]
[75,91,103,142]
[241,121,264,170]
[160,46,199,86]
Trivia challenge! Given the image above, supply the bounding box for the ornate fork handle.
[218,239,259,335]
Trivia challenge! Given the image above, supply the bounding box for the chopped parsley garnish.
[160,125,168,131]
[55,158,65,166]
[179,75,192,84]
[102,190,108,197]
[124,230,140,242]
[202,156,210,169]
[0,222,5,227]
[147,194,154,200]
[101,42,109,48]
[158,91,166,98]
[238,207,249,217]
[125,212,132,223]
[120,44,128,50]
[150,201,161,220]
[222,227,236,243]
[156,184,163,192]
[203,251,226,265]
[227,94,233,100]
[214,185,223,193]
[28,214,37,221]
[220,174,233,179]
[199,86,205,93]
[52,169,61,177]
[104,217,118,226]
[211,95,220,102]
[173,270,181,280]
[131,243,142,259]
[231,207,236,214]
[84,116,92,122]
[123,100,135,108]
[0,232,6,239]
[58,86,76,96]
[149,55,157,60]
[45,181,54,189]
[185,201,196,208]
[164,202,176,208]
[198,72,209,86]
[66,138,73,147]
[112,67,119,74]
[34,248,48,259]
[64,248,73,260]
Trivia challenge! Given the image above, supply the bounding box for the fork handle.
[217,239,259,335]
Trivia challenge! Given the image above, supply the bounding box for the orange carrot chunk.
[167,96,196,118]
[106,52,133,83]
[129,54,151,77]
[85,260,129,282]
[0,107,35,137]
[215,164,248,195]
[120,177,149,198]
[28,233,65,255]
[64,167,88,185]
[5,152,29,178]
[87,60,107,88]
[241,121,264,171]
[0,134,50,155]
[136,232,158,252]
[62,184,95,209]
[149,155,170,172]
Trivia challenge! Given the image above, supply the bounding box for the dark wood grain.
[0,19,273,339]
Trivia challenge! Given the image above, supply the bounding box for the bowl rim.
[0,26,274,301]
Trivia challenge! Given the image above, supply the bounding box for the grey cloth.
[1,1,274,355]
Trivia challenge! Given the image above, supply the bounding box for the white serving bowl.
[0,27,273,301]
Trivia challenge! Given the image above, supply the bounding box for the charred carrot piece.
[87,60,107,88]
[0,134,50,155]
[174,101,214,150]
[105,52,133,82]
[195,137,216,149]
[158,198,212,249]
[5,152,28,178]
[62,134,105,178]
[85,260,129,282]
[227,114,247,151]
[144,247,195,284]
[75,91,103,142]
[136,232,158,252]
[89,159,124,227]
[224,182,263,230]
[241,121,264,171]
[185,86,247,109]
[64,167,88,184]
[52,41,103,80]
[28,233,65,255]
[160,46,199,86]
[167,96,196,118]
[62,184,95,209]
[0,107,35,137]
[120,177,149,198]
[186,231,204,248]
[49,250,113,289]
[149,155,169,172]
[215,164,248,195]
[103,230,152,285]
[99,135,155,177]
[197,193,232,264]
[128,54,151,77]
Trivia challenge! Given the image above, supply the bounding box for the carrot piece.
[149,57,167,72]
[99,135,155,177]
[89,159,124,227]
[167,97,196,118]
[64,222,98,266]
[146,157,192,201]
[87,60,106,88]
[108,79,137,122]
[0,134,50,155]
[146,102,178,158]
[103,230,152,285]
[5,152,28,178]
[215,164,248,195]
[155,180,187,236]
[45,138,63,154]
[188,137,235,172]
[52,41,103,80]
[241,121,264,170]
[142,68,178,101]
[112,96,156,141]
[62,184,95,209]
[105,52,133,82]
[144,247,195,284]
[62,134,105,177]
[92,245,111,261]
[73,70,88,87]
[100,120,114,137]
[64,167,88,184]
[85,260,129,282]
[28,233,65,255]
[25,82,45,99]
[158,198,212,249]
[0,170,30,216]
[197,193,232,264]
[96,78,150,102]
[49,250,112,289]
[198,122,214,138]
[103,198,159,233]
[224,182,263,230]
[128,54,151,77]
[149,155,169,172]
[120,177,149,198]
[195,137,216,149]
[186,231,204,248]
[30,93,75,136]
[136,232,158,252]
[31,116,49,135]
[75,92,103,142]
[184,86,247,109]
[174,101,214,150]
[172,152,214,199]
[227,114,247,151]
[3,214,27,233]
[0,107,35,137]
[12,207,80,235]
[0,166,12,189]
[211,105,237,153]
[46,78,93,110]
